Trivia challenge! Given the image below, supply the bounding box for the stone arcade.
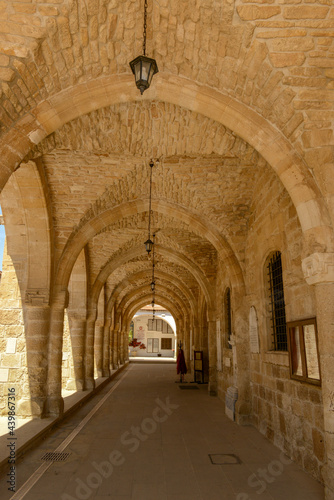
[0,0,333,498]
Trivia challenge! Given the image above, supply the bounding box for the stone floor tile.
[0,364,325,500]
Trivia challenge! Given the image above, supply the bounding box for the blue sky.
[0,206,5,271]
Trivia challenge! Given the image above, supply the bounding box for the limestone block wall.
[0,245,28,417]
[244,168,324,481]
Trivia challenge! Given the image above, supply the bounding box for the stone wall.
[244,168,324,481]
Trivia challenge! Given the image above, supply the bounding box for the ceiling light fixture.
[129,0,158,95]
[150,233,156,292]
[144,159,154,255]
[151,234,156,319]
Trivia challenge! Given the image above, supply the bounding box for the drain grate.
[179,385,199,390]
[209,454,241,465]
[41,452,71,462]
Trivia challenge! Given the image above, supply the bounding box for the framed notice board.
[194,350,204,383]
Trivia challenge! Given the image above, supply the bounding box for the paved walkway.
[0,363,324,500]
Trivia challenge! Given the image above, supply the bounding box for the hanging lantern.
[129,0,158,95]
[129,56,158,95]
[144,238,154,254]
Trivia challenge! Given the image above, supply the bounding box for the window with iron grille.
[267,251,287,351]
[224,287,232,349]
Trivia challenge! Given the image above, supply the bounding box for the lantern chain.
[143,0,148,56]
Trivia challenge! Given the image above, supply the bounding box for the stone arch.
[106,269,196,318]
[123,295,183,332]
[1,74,332,254]
[116,283,186,320]
[0,160,51,417]
[55,199,241,303]
[0,160,51,301]
[89,242,214,313]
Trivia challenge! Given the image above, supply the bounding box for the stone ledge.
[264,351,289,366]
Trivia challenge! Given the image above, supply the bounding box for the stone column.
[109,328,115,370]
[119,329,124,365]
[67,311,86,390]
[314,283,334,499]
[113,329,119,368]
[193,323,200,351]
[233,291,251,425]
[123,330,129,362]
[94,321,104,378]
[46,290,68,417]
[102,319,111,377]
[84,306,97,390]
[208,318,217,395]
[183,317,191,374]
[20,293,50,417]
[302,253,334,500]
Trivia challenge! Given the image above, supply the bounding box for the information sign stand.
[193,350,204,384]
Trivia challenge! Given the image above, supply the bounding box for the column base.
[46,395,64,417]
[84,377,95,390]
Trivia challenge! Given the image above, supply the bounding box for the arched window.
[224,287,232,348]
[267,251,287,351]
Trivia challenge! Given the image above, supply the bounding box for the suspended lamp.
[144,160,154,254]
[129,0,158,95]
[150,233,156,291]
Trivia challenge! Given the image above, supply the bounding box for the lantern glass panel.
[141,60,150,80]
[135,61,141,81]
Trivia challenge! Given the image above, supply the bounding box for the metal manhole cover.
[209,454,241,465]
[41,452,71,462]
[179,385,199,390]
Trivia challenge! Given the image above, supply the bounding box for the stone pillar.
[302,253,334,500]
[177,320,184,349]
[67,311,86,390]
[119,329,124,365]
[113,330,119,368]
[46,290,68,417]
[123,330,129,362]
[183,318,191,374]
[94,321,104,378]
[193,323,200,351]
[233,291,251,425]
[102,319,111,377]
[20,295,50,417]
[313,282,334,499]
[84,306,97,390]
[109,328,115,370]
[208,318,217,395]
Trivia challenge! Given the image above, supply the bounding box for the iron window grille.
[267,251,287,351]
